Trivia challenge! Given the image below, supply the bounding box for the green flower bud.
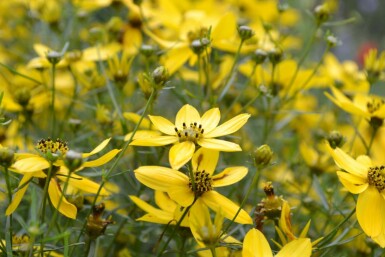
[238,25,254,41]
[64,150,83,172]
[254,144,273,166]
[268,48,283,65]
[190,38,210,55]
[314,4,330,25]
[46,51,63,65]
[0,147,15,168]
[152,66,169,87]
[327,130,345,149]
[252,49,267,65]
[140,44,156,58]
[15,88,31,107]
[326,35,339,48]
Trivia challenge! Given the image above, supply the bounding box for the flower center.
[175,122,204,143]
[366,98,385,114]
[368,166,385,192]
[189,170,213,195]
[37,138,69,156]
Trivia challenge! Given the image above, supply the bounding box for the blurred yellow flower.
[134,148,252,224]
[130,104,250,169]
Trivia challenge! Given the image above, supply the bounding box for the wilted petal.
[276,238,312,257]
[242,228,273,257]
[357,186,385,238]
[175,104,201,129]
[130,135,178,146]
[204,113,250,138]
[48,179,77,219]
[200,108,221,134]
[192,148,219,176]
[202,191,252,224]
[149,115,177,135]
[169,141,195,170]
[212,167,248,187]
[198,138,242,152]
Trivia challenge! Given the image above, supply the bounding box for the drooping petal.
[82,149,121,167]
[192,148,219,176]
[149,115,177,135]
[336,171,368,194]
[12,156,50,173]
[175,104,201,130]
[48,179,77,219]
[275,238,312,257]
[134,166,188,191]
[200,108,221,134]
[56,171,108,195]
[130,135,178,146]
[198,138,242,152]
[202,191,252,224]
[242,228,273,257]
[204,113,250,138]
[6,174,33,215]
[212,167,248,187]
[169,141,195,170]
[82,138,111,158]
[356,186,385,238]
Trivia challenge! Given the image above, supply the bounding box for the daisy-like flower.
[326,143,385,247]
[242,228,312,257]
[6,138,121,219]
[130,104,250,170]
[134,147,252,224]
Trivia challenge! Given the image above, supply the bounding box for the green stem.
[51,63,57,138]
[221,167,260,237]
[210,246,217,257]
[4,167,13,257]
[70,89,157,257]
[366,126,379,155]
[218,40,245,102]
[40,162,54,256]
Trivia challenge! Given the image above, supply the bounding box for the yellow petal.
[149,115,177,135]
[204,113,250,138]
[82,43,122,61]
[372,233,385,248]
[123,112,151,129]
[275,238,312,257]
[202,191,252,224]
[163,45,193,75]
[168,185,195,207]
[336,171,368,194]
[325,87,370,117]
[200,108,221,134]
[155,191,177,211]
[211,13,237,42]
[198,138,242,152]
[192,148,219,176]
[82,138,111,158]
[124,130,162,141]
[175,104,201,130]
[6,174,32,215]
[189,200,212,246]
[12,156,50,173]
[130,135,178,146]
[356,186,385,237]
[83,149,121,167]
[212,167,248,187]
[48,179,77,219]
[169,141,195,170]
[129,195,172,221]
[134,166,188,191]
[242,228,273,257]
[57,171,108,195]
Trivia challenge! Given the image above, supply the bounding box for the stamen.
[189,170,213,196]
[37,138,69,155]
[174,121,204,143]
[368,166,385,192]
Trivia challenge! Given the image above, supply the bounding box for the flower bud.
[326,35,340,48]
[86,203,114,240]
[46,51,63,65]
[327,130,345,149]
[140,44,156,58]
[152,66,169,87]
[314,4,330,25]
[254,144,273,166]
[190,38,210,55]
[15,88,31,107]
[0,147,15,168]
[252,49,267,65]
[268,48,283,65]
[238,25,254,41]
[64,150,83,172]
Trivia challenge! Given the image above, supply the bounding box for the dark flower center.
[189,170,213,195]
[175,122,204,143]
[37,138,69,155]
[368,166,385,192]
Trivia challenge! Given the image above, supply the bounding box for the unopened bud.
[15,88,31,107]
[152,66,169,87]
[0,147,15,168]
[327,131,345,149]
[238,25,254,41]
[64,150,83,172]
[46,51,63,65]
[268,48,283,65]
[190,38,210,55]
[254,144,273,166]
[252,49,267,65]
[314,4,330,25]
[326,35,339,48]
[140,44,155,58]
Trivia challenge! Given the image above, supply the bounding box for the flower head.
[130,104,250,169]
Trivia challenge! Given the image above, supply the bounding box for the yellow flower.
[130,104,250,169]
[134,148,252,224]
[242,228,312,257]
[129,191,189,227]
[326,143,385,246]
[6,138,121,219]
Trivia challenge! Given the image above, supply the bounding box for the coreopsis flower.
[134,148,252,224]
[130,104,250,170]
[6,138,121,219]
[129,191,189,227]
[364,48,385,84]
[242,228,312,257]
[326,143,385,247]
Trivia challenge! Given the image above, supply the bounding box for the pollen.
[37,138,69,155]
[189,170,213,195]
[175,122,204,143]
[368,166,385,192]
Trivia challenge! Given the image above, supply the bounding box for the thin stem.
[0,62,41,84]
[367,126,379,155]
[210,246,217,257]
[4,167,14,257]
[51,63,57,138]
